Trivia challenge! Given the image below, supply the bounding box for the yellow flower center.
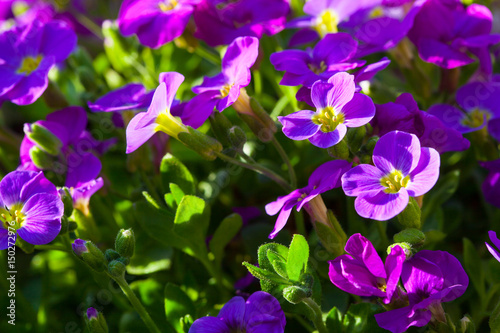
[312,106,345,132]
[380,170,410,194]
[159,0,178,11]
[369,6,384,19]
[220,83,234,98]
[308,61,327,74]
[155,109,188,139]
[314,9,339,37]
[0,204,26,231]
[18,55,43,75]
[461,108,491,128]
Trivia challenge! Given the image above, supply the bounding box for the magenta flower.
[329,233,406,304]
[479,159,500,208]
[0,20,76,105]
[278,72,375,148]
[372,93,470,153]
[486,231,500,263]
[0,171,63,250]
[192,0,289,47]
[118,0,201,48]
[88,83,155,113]
[342,131,440,221]
[428,80,500,142]
[184,36,259,128]
[375,250,468,333]
[67,178,104,217]
[189,291,285,333]
[266,159,351,239]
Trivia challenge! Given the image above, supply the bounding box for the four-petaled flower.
[342,131,440,220]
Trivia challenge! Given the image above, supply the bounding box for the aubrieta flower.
[118,0,201,48]
[342,131,440,221]
[189,291,286,333]
[329,233,406,304]
[408,0,500,76]
[486,230,500,263]
[479,159,500,208]
[428,80,500,142]
[88,83,155,113]
[184,36,259,128]
[375,250,469,333]
[266,159,351,239]
[0,20,76,105]
[0,171,63,250]
[278,72,375,148]
[372,93,470,153]
[192,0,289,47]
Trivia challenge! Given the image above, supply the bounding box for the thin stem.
[293,210,306,236]
[376,220,389,249]
[193,46,221,65]
[271,136,297,188]
[140,171,163,206]
[70,11,104,40]
[302,298,328,333]
[214,151,292,192]
[112,275,161,333]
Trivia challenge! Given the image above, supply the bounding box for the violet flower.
[329,233,406,304]
[342,131,440,221]
[0,20,76,105]
[192,0,289,47]
[67,178,104,217]
[118,0,201,48]
[278,72,375,148]
[479,159,500,208]
[408,0,500,76]
[372,93,470,153]
[266,159,351,239]
[428,80,500,142]
[88,83,155,113]
[486,231,500,263]
[375,250,469,333]
[0,171,63,250]
[185,36,259,128]
[189,291,286,333]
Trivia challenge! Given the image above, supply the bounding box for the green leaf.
[142,191,161,209]
[160,153,196,195]
[267,250,288,279]
[343,303,385,333]
[490,298,500,333]
[287,234,309,281]
[325,306,343,333]
[209,213,243,268]
[164,283,195,332]
[127,233,173,275]
[463,238,485,298]
[242,262,290,285]
[174,196,210,257]
[169,183,185,206]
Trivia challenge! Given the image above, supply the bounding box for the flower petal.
[375,305,431,333]
[268,200,296,240]
[0,228,15,251]
[308,124,346,148]
[46,106,87,144]
[341,93,375,127]
[218,296,245,330]
[354,189,409,221]
[373,131,421,175]
[345,233,386,278]
[189,316,229,333]
[244,291,285,330]
[19,193,63,245]
[341,164,385,197]
[88,83,152,112]
[326,72,356,110]
[278,110,318,140]
[158,72,185,109]
[126,112,157,154]
[384,245,406,304]
[0,170,38,207]
[20,171,57,202]
[65,153,102,188]
[406,147,440,197]
[222,36,259,85]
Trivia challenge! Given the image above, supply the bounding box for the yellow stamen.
[314,9,339,37]
[380,170,410,194]
[461,108,491,128]
[312,106,345,133]
[18,55,43,75]
[159,0,178,12]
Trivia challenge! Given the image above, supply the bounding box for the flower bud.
[86,307,109,333]
[29,146,55,169]
[228,126,247,151]
[387,242,412,259]
[393,228,425,248]
[346,126,366,154]
[327,140,350,160]
[72,239,107,272]
[235,93,276,143]
[178,127,223,161]
[72,239,88,257]
[59,187,74,217]
[23,123,62,156]
[396,197,421,229]
[283,286,310,304]
[209,111,233,147]
[105,249,121,263]
[108,259,127,278]
[115,229,135,258]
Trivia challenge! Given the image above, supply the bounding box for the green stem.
[293,210,306,236]
[193,46,221,65]
[214,152,292,192]
[376,220,389,249]
[140,171,163,206]
[302,298,328,333]
[271,136,297,188]
[112,275,161,333]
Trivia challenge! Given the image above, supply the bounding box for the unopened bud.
[393,228,425,248]
[105,249,121,262]
[24,123,62,156]
[327,140,350,160]
[209,111,233,147]
[86,307,109,333]
[29,146,55,169]
[283,286,310,304]
[108,259,127,278]
[228,126,247,150]
[346,126,366,154]
[178,127,223,161]
[59,187,74,217]
[387,242,412,259]
[72,239,107,272]
[115,229,135,258]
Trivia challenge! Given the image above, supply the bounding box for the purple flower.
[0,171,63,250]
[278,72,375,148]
[118,0,201,48]
[372,93,470,153]
[329,233,406,304]
[0,20,76,105]
[486,231,500,263]
[189,291,286,333]
[408,0,500,76]
[428,80,500,142]
[68,178,104,217]
[342,131,440,221]
[185,36,259,128]
[71,238,88,257]
[88,83,155,113]
[375,250,468,333]
[86,307,99,320]
[192,0,289,47]
[266,159,351,239]
[479,159,500,208]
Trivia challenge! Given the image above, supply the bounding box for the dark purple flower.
[72,238,89,257]
[189,291,286,333]
[266,159,351,239]
[0,171,63,249]
[192,0,289,47]
[486,231,500,263]
[375,250,468,333]
[278,72,375,148]
[184,36,259,128]
[342,131,440,221]
[372,93,470,153]
[479,159,500,208]
[329,233,406,303]
[408,0,500,76]
[118,0,201,48]
[86,307,99,320]
[428,80,500,142]
[0,20,76,105]
[88,83,155,113]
